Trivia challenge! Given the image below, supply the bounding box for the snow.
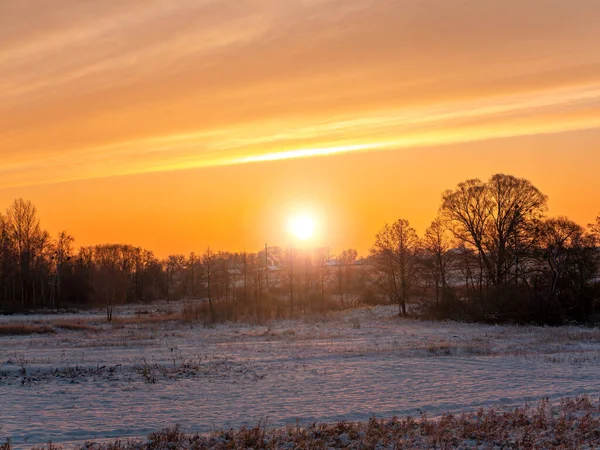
[1,304,600,448]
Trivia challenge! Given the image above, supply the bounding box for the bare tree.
[285,247,295,315]
[299,249,312,313]
[187,252,199,298]
[537,217,599,319]
[241,251,248,306]
[240,252,259,316]
[0,213,13,306]
[51,231,74,310]
[164,254,185,302]
[589,216,600,241]
[314,247,331,313]
[338,248,358,305]
[371,219,420,316]
[202,247,217,322]
[90,245,131,321]
[130,248,160,303]
[5,199,48,307]
[441,174,547,286]
[422,218,453,305]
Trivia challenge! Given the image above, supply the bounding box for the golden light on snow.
[288,214,316,241]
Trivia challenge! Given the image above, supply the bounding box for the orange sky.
[2,0,600,257]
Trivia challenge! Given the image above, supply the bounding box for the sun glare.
[288,214,316,240]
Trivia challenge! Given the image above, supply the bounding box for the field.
[1,304,600,448]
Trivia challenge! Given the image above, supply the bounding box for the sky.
[2,0,600,257]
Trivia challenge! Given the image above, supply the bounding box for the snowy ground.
[1,304,600,448]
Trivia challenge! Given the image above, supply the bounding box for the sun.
[288,214,316,240]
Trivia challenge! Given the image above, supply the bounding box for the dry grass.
[180,300,258,324]
[0,323,54,336]
[19,396,599,449]
[179,296,355,325]
[534,327,600,344]
[51,320,97,332]
[426,342,454,356]
[0,320,97,336]
[110,314,180,326]
[181,300,204,323]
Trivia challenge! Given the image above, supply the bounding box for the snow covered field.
[1,304,600,448]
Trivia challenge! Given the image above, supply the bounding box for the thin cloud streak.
[2,0,600,188]
[2,79,600,189]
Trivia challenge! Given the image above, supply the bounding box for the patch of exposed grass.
[463,343,495,356]
[51,320,96,332]
[535,327,600,344]
[0,324,54,336]
[0,320,96,336]
[426,342,454,356]
[110,314,180,326]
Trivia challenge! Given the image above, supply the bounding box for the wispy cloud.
[1,0,600,188]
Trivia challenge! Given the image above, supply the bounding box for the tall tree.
[5,199,48,307]
[89,244,132,321]
[371,219,419,316]
[441,174,547,286]
[164,254,185,302]
[538,217,599,319]
[51,231,74,310]
[338,248,358,304]
[422,218,453,305]
[187,252,199,298]
[202,247,217,322]
[314,247,331,313]
[285,247,296,314]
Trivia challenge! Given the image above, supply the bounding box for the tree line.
[1,173,599,324]
[0,199,368,320]
[372,174,600,324]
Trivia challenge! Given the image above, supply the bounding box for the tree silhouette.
[371,219,419,316]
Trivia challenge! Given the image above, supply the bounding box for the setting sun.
[288,214,316,241]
